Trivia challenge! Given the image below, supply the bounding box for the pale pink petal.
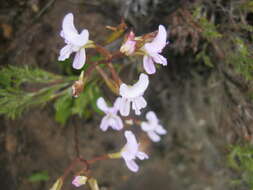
[151,53,167,66]
[147,131,161,142]
[144,25,167,53]
[100,116,109,131]
[146,111,158,124]
[132,96,147,115]
[112,97,121,113]
[141,122,153,131]
[73,48,86,69]
[119,73,149,98]
[72,176,87,187]
[124,131,138,151]
[69,29,89,47]
[143,55,156,74]
[113,116,123,130]
[107,116,123,131]
[155,125,167,135]
[121,150,134,160]
[58,44,73,61]
[60,30,64,38]
[96,97,109,113]
[137,151,149,160]
[62,13,78,35]
[119,98,131,116]
[125,160,139,172]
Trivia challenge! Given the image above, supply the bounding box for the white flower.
[119,73,149,116]
[121,131,149,172]
[142,25,168,74]
[141,111,167,142]
[96,97,123,131]
[58,13,89,70]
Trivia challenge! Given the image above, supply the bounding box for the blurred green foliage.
[0,65,103,124]
[28,171,49,183]
[228,144,253,189]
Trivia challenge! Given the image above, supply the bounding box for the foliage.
[191,0,253,80]
[28,171,49,183]
[54,81,102,124]
[0,66,102,123]
[228,144,253,189]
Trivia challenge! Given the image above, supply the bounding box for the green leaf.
[54,94,73,124]
[28,171,49,183]
[72,91,89,117]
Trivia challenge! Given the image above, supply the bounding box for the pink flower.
[142,25,168,74]
[141,111,167,142]
[120,31,136,56]
[72,176,87,187]
[119,73,149,116]
[96,97,123,131]
[58,13,89,70]
[121,131,149,172]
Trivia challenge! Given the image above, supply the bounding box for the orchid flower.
[121,131,149,172]
[120,31,136,56]
[72,176,87,187]
[119,73,149,116]
[141,111,167,142]
[58,13,90,70]
[96,97,123,131]
[142,25,168,74]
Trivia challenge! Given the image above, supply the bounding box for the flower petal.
[132,96,147,115]
[137,151,149,160]
[113,116,123,130]
[120,73,149,98]
[68,29,89,47]
[146,111,158,124]
[124,130,138,151]
[62,13,78,36]
[155,125,167,135]
[58,44,73,61]
[119,97,131,116]
[151,53,167,66]
[143,55,156,74]
[144,25,167,54]
[140,122,153,131]
[73,48,86,69]
[125,160,139,172]
[100,116,109,131]
[112,97,121,113]
[147,131,161,142]
[96,97,109,113]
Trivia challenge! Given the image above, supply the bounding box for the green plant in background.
[28,171,50,183]
[0,65,102,124]
[228,144,253,189]
[192,0,253,80]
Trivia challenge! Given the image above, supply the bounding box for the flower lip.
[97,97,123,131]
[119,73,149,98]
[121,131,149,172]
[141,111,167,142]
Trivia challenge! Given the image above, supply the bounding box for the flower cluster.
[57,13,168,188]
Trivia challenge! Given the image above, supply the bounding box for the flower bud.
[72,176,88,187]
[120,31,136,56]
[72,71,85,97]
